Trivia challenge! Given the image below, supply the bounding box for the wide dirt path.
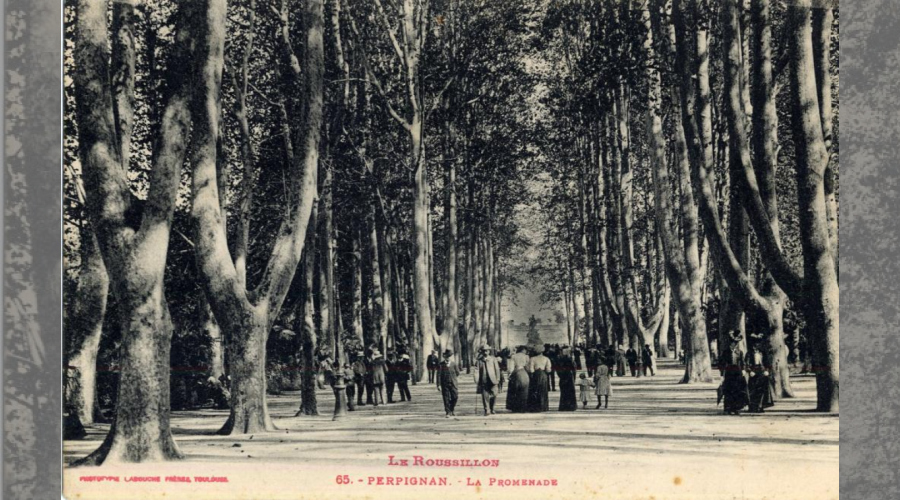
[64,359,838,500]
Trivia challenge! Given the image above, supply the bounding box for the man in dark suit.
[427,350,439,384]
[385,351,398,403]
[396,353,413,402]
[476,345,502,416]
[437,349,460,417]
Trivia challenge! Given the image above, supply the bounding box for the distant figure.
[746,340,775,413]
[578,373,594,409]
[526,344,551,413]
[604,346,616,373]
[351,351,367,407]
[396,353,413,402]
[718,331,749,415]
[625,347,638,377]
[615,345,627,377]
[573,345,583,371]
[476,345,502,416]
[586,348,598,377]
[505,345,531,413]
[437,349,460,417]
[547,344,557,392]
[364,349,376,405]
[343,364,356,411]
[370,349,386,406]
[427,350,440,384]
[642,344,655,376]
[556,346,578,411]
[593,364,612,409]
[385,351,398,403]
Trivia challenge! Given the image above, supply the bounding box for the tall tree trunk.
[319,164,336,356]
[812,7,837,274]
[194,0,324,435]
[412,118,437,378]
[350,230,364,342]
[297,217,318,416]
[445,146,459,355]
[66,226,109,428]
[73,0,195,464]
[750,0,794,397]
[788,0,839,412]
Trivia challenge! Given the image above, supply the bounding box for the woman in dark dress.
[526,345,551,412]
[746,340,775,413]
[505,346,531,413]
[719,331,749,415]
[556,347,578,411]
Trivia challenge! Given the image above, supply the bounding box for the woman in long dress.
[746,342,775,413]
[556,347,578,411]
[593,364,612,409]
[526,345,551,412]
[719,331,749,415]
[505,346,531,413]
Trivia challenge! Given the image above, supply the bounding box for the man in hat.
[385,351,398,403]
[396,353,413,402]
[352,351,367,406]
[437,349,460,417]
[370,348,386,406]
[642,344,656,376]
[427,350,440,384]
[476,345,502,416]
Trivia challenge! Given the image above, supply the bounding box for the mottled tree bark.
[73,0,195,464]
[788,0,839,412]
[191,0,324,434]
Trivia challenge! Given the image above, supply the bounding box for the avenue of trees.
[63,0,838,464]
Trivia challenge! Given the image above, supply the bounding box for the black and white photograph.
[56,0,839,498]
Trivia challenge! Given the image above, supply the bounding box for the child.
[578,373,594,409]
[593,365,612,409]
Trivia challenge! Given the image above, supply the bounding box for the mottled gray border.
[1,0,897,498]
[840,0,900,499]
[3,0,63,498]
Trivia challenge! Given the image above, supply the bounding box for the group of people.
[430,343,616,418]
[718,330,777,415]
[323,345,413,411]
[323,333,774,418]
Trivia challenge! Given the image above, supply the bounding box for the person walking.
[526,344,551,413]
[505,345,531,413]
[556,346,578,411]
[642,344,655,376]
[343,363,357,411]
[476,345,502,416]
[427,350,439,384]
[626,347,638,377]
[437,349,460,417]
[385,351,398,403]
[593,364,612,409]
[396,353,413,402]
[615,345,627,377]
[578,373,594,409]
[718,330,750,415]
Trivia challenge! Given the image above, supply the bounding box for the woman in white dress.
[593,364,612,409]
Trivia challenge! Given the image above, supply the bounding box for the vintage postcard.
[60,0,839,498]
